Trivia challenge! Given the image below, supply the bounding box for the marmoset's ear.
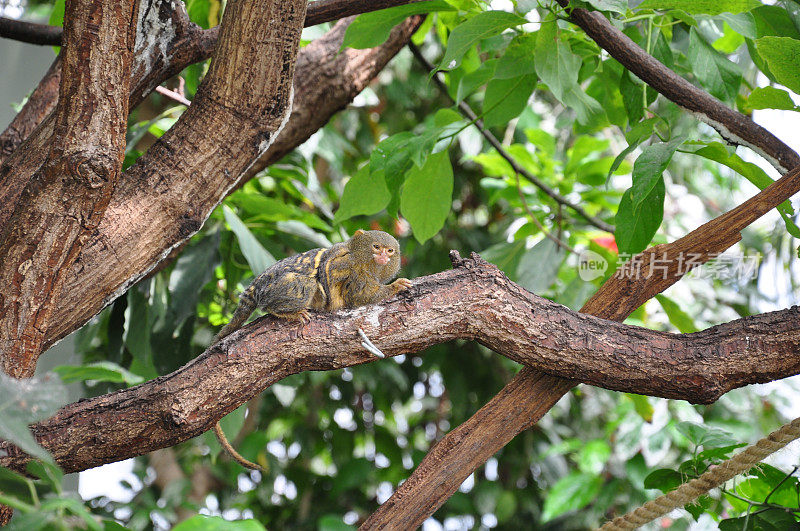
[354,229,365,236]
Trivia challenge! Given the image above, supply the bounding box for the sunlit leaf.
[400,151,453,243]
[53,361,145,386]
[542,472,603,522]
[439,11,527,71]
[342,0,454,49]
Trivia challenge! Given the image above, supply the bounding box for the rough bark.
[0,0,139,376]
[2,256,800,474]
[0,0,419,162]
[41,16,422,352]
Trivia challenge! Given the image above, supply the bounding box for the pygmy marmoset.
[212,229,412,469]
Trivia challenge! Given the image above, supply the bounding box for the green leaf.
[676,422,739,448]
[608,118,657,179]
[494,491,517,523]
[584,0,628,15]
[535,17,581,102]
[637,0,761,15]
[577,440,612,475]
[456,60,497,101]
[222,205,276,274]
[480,239,527,278]
[643,468,684,492]
[627,393,654,422]
[434,108,463,127]
[751,6,800,39]
[185,0,213,29]
[620,71,646,124]
[276,220,332,248]
[562,86,603,125]
[719,12,757,39]
[542,472,603,522]
[721,511,799,531]
[482,74,536,128]
[714,22,746,53]
[495,33,537,79]
[173,515,267,531]
[655,295,699,333]
[371,133,416,183]
[400,151,453,243]
[53,361,145,386]
[439,11,527,71]
[342,0,454,49]
[688,29,742,102]
[565,136,611,177]
[630,138,683,211]
[124,286,158,380]
[516,239,564,293]
[755,37,800,94]
[615,182,665,255]
[686,141,800,237]
[26,459,64,491]
[743,86,799,111]
[0,372,68,463]
[0,467,37,507]
[48,0,65,53]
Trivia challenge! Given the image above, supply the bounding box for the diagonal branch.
[560,2,800,174]
[362,151,800,529]
[1,254,799,474]
[0,16,62,45]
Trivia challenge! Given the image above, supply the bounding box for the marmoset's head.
[349,229,401,281]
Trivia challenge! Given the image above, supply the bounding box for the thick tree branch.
[559,2,800,174]
[1,255,799,474]
[41,16,423,352]
[364,160,800,528]
[0,0,139,376]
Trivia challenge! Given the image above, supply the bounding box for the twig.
[408,43,615,233]
[155,85,191,106]
[514,170,577,254]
